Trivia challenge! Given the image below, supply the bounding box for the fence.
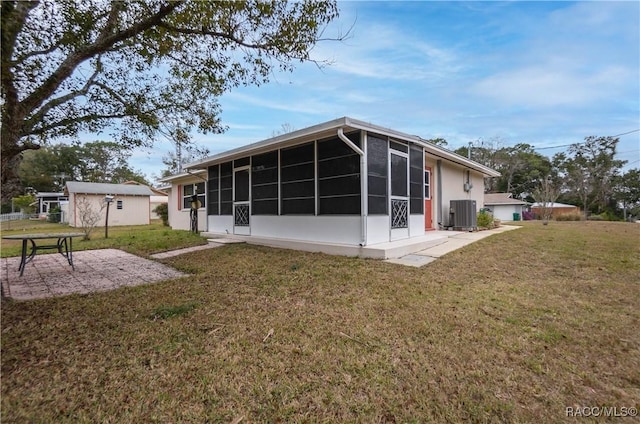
[0,212,29,222]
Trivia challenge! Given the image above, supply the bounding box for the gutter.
[337,128,367,246]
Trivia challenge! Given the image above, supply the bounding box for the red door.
[424,167,434,230]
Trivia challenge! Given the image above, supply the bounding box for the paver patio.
[1,249,188,301]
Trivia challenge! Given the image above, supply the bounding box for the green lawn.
[0,221,206,258]
[1,221,639,423]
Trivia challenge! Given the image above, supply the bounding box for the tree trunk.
[1,120,25,203]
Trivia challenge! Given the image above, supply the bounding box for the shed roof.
[531,202,578,208]
[484,193,528,205]
[184,117,501,178]
[65,181,154,196]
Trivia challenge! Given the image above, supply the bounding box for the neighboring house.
[123,181,168,219]
[483,193,528,221]
[158,171,208,231]
[35,192,68,216]
[65,181,154,227]
[162,117,500,248]
[531,202,580,218]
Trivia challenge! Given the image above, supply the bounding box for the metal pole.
[105,201,110,239]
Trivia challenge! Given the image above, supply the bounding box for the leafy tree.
[18,142,149,192]
[12,193,36,214]
[1,0,343,201]
[424,137,448,147]
[454,138,551,197]
[613,168,640,220]
[554,136,626,217]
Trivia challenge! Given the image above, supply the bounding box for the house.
[531,202,580,219]
[65,181,155,227]
[122,181,169,219]
[158,171,208,231]
[162,117,500,254]
[483,193,528,221]
[34,192,68,218]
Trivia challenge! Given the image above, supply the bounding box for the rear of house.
[162,117,500,249]
[65,182,154,227]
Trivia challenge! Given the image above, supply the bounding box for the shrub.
[154,203,169,226]
[556,212,582,221]
[477,210,494,228]
[48,207,62,223]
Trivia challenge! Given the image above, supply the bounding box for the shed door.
[390,152,409,241]
[233,167,250,235]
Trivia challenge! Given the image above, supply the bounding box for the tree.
[12,193,36,214]
[75,196,106,240]
[533,176,560,224]
[1,0,343,201]
[453,138,551,196]
[272,123,297,137]
[157,144,211,179]
[613,168,640,220]
[424,138,448,147]
[554,136,626,218]
[18,141,149,192]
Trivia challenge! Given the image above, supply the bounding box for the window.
[208,165,220,215]
[409,145,424,214]
[280,143,315,214]
[367,135,388,214]
[317,133,361,215]
[424,170,431,200]
[182,182,205,209]
[251,151,278,215]
[116,200,123,210]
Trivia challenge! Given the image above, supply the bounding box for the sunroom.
[180,117,499,255]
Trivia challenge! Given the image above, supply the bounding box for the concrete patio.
[1,249,189,301]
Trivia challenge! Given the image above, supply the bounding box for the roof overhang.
[183,117,501,178]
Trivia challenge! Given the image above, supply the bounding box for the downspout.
[185,169,209,232]
[437,160,443,229]
[337,128,367,246]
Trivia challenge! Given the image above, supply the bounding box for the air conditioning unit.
[450,200,477,231]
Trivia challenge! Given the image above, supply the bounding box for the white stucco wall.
[426,158,486,227]
[166,176,207,231]
[150,195,168,219]
[68,193,150,227]
[487,204,524,221]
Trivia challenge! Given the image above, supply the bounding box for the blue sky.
[131,1,640,181]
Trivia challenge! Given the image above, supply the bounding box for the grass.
[0,221,206,258]
[1,221,639,422]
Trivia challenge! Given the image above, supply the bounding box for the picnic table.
[1,233,85,277]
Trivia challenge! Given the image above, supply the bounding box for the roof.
[122,180,168,196]
[484,193,528,205]
[531,202,578,208]
[158,169,208,184]
[184,117,501,178]
[35,192,65,198]
[65,181,154,196]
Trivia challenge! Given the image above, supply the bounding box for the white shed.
[483,193,528,221]
[65,181,155,227]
